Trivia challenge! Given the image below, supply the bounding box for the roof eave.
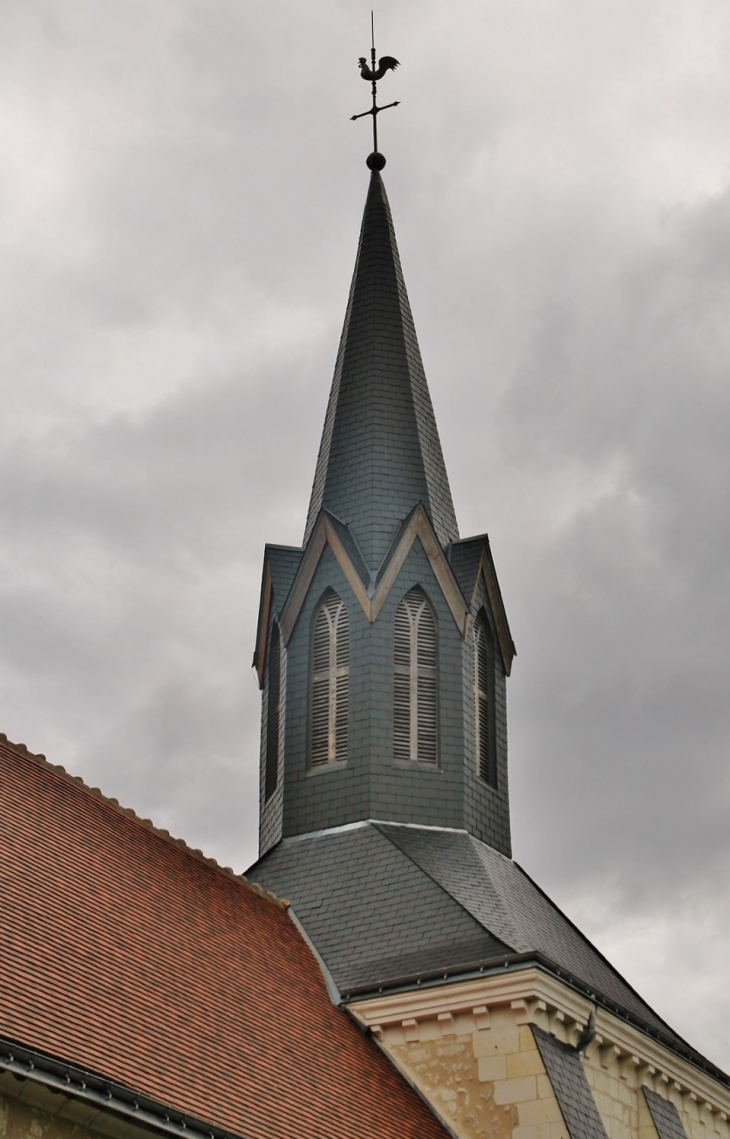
[343,953,730,1090]
[0,1036,249,1139]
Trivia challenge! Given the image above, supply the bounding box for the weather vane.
[350,12,399,170]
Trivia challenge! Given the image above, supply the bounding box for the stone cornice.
[348,967,730,1122]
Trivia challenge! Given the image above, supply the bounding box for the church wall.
[366,1004,555,1139]
[366,537,466,828]
[350,972,730,1139]
[259,606,285,856]
[461,573,511,855]
[265,529,519,839]
[277,535,483,837]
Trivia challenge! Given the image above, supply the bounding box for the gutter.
[343,952,730,1089]
[0,1037,248,1139]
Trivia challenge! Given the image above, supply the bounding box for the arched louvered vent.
[475,612,496,785]
[394,588,437,764]
[265,623,281,801]
[311,594,349,766]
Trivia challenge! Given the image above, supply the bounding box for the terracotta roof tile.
[0,735,448,1139]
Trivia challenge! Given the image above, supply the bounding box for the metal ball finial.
[367,151,386,171]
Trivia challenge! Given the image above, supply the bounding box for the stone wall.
[382,1006,561,1139]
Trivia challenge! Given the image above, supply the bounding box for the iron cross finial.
[350,12,400,170]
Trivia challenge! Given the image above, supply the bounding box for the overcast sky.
[2,0,729,1072]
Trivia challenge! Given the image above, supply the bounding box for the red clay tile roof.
[0,734,448,1139]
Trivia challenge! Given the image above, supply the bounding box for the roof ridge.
[458,834,530,950]
[372,822,515,951]
[0,732,288,909]
[511,856,693,1050]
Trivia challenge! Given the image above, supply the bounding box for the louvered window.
[394,588,437,764]
[311,594,349,766]
[265,623,281,801]
[475,612,496,784]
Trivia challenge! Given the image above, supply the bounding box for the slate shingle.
[448,536,485,602]
[323,510,371,588]
[249,822,509,991]
[643,1088,689,1139]
[266,544,303,609]
[250,821,728,1086]
[532,1025,608,1139]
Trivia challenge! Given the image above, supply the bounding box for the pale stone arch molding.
[474,609,496,786]
[277,505,470,651]
[394,587,438,765]
[254,563,274,688]
[310,591,349,768]
[469,542,515,676]
[256,526,515,686]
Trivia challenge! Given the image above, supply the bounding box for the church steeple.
[254,74,514,860]
[247,68,730,1111]
[304,170,459,568]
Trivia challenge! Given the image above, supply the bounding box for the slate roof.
[266,543,303,610]
[304,170,459,568]
[253,822,510,989]
[447,535,485,603]
[248,821,728,1086]
[323,510,371,588]
[532,1025,608,1139]
[642,1088,690,1139]
[0,735,449,1139]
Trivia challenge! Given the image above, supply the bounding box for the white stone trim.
[348,968,730,1123]
[278,505,470,645]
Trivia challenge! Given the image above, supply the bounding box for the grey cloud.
[2,0,729,1072]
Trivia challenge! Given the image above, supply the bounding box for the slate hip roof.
[248,820,729,1088]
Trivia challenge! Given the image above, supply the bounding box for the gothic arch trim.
[470,545,515,677]
[254,565,274,688]
[394,586,439,765]
[278,514,370,648]
[309,590,350,768]
[276,505,469,651]
[370,506,468,632]
[474,609,496,786]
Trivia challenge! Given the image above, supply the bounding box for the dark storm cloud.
[1,0,729,1069]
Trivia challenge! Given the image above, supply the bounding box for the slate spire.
[304,171,459,569]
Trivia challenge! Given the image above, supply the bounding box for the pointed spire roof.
[304,171,459,568]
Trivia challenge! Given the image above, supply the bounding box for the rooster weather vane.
[351,13,399,170]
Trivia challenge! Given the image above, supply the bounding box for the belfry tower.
[252,162,514,860]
